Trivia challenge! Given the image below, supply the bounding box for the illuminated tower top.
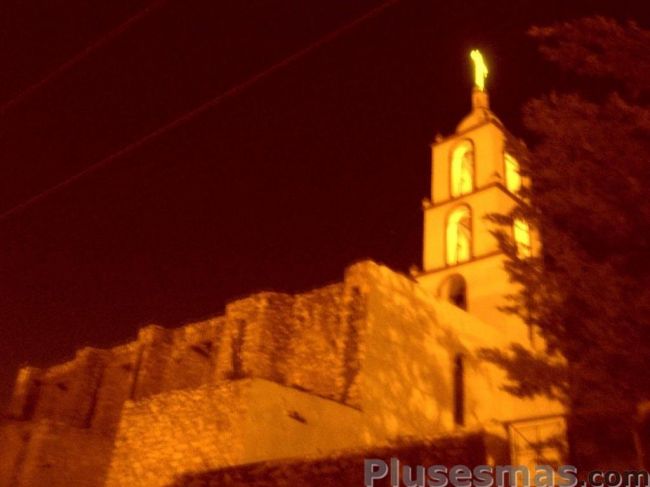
[416,49,531,329]
[459,49,496,131]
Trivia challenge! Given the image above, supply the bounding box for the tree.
[482,16,650,470]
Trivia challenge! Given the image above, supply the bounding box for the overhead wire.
[0,0,404,222]
[0,0,168,117]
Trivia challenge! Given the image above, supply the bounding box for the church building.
[0,52,565,487]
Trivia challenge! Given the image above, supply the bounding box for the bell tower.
[415,50,533,328]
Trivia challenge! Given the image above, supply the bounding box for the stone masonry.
[0,260,562,486]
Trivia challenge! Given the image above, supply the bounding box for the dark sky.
[0,0,646,404]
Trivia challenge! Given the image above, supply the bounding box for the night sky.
[0,0,646,404]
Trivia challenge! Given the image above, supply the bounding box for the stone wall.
[0,263,370,486]
[2,266,368,435]
[0,420,114,487]
[89,342,139,434]
[0,260,564,486]
[105,379,366,487]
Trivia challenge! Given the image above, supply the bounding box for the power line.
[0,0,168,116]
[0,0,404,222]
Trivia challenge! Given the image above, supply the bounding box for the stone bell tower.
[415,50,533,329]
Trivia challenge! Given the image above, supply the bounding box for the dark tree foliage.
[482,17,650,469]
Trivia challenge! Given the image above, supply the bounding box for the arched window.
[446,206,471,265]
[453,354,465,426]
[438,274,467,310]
[450,140,474,197]
[505,153,522,194]
[513,218,531,257]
